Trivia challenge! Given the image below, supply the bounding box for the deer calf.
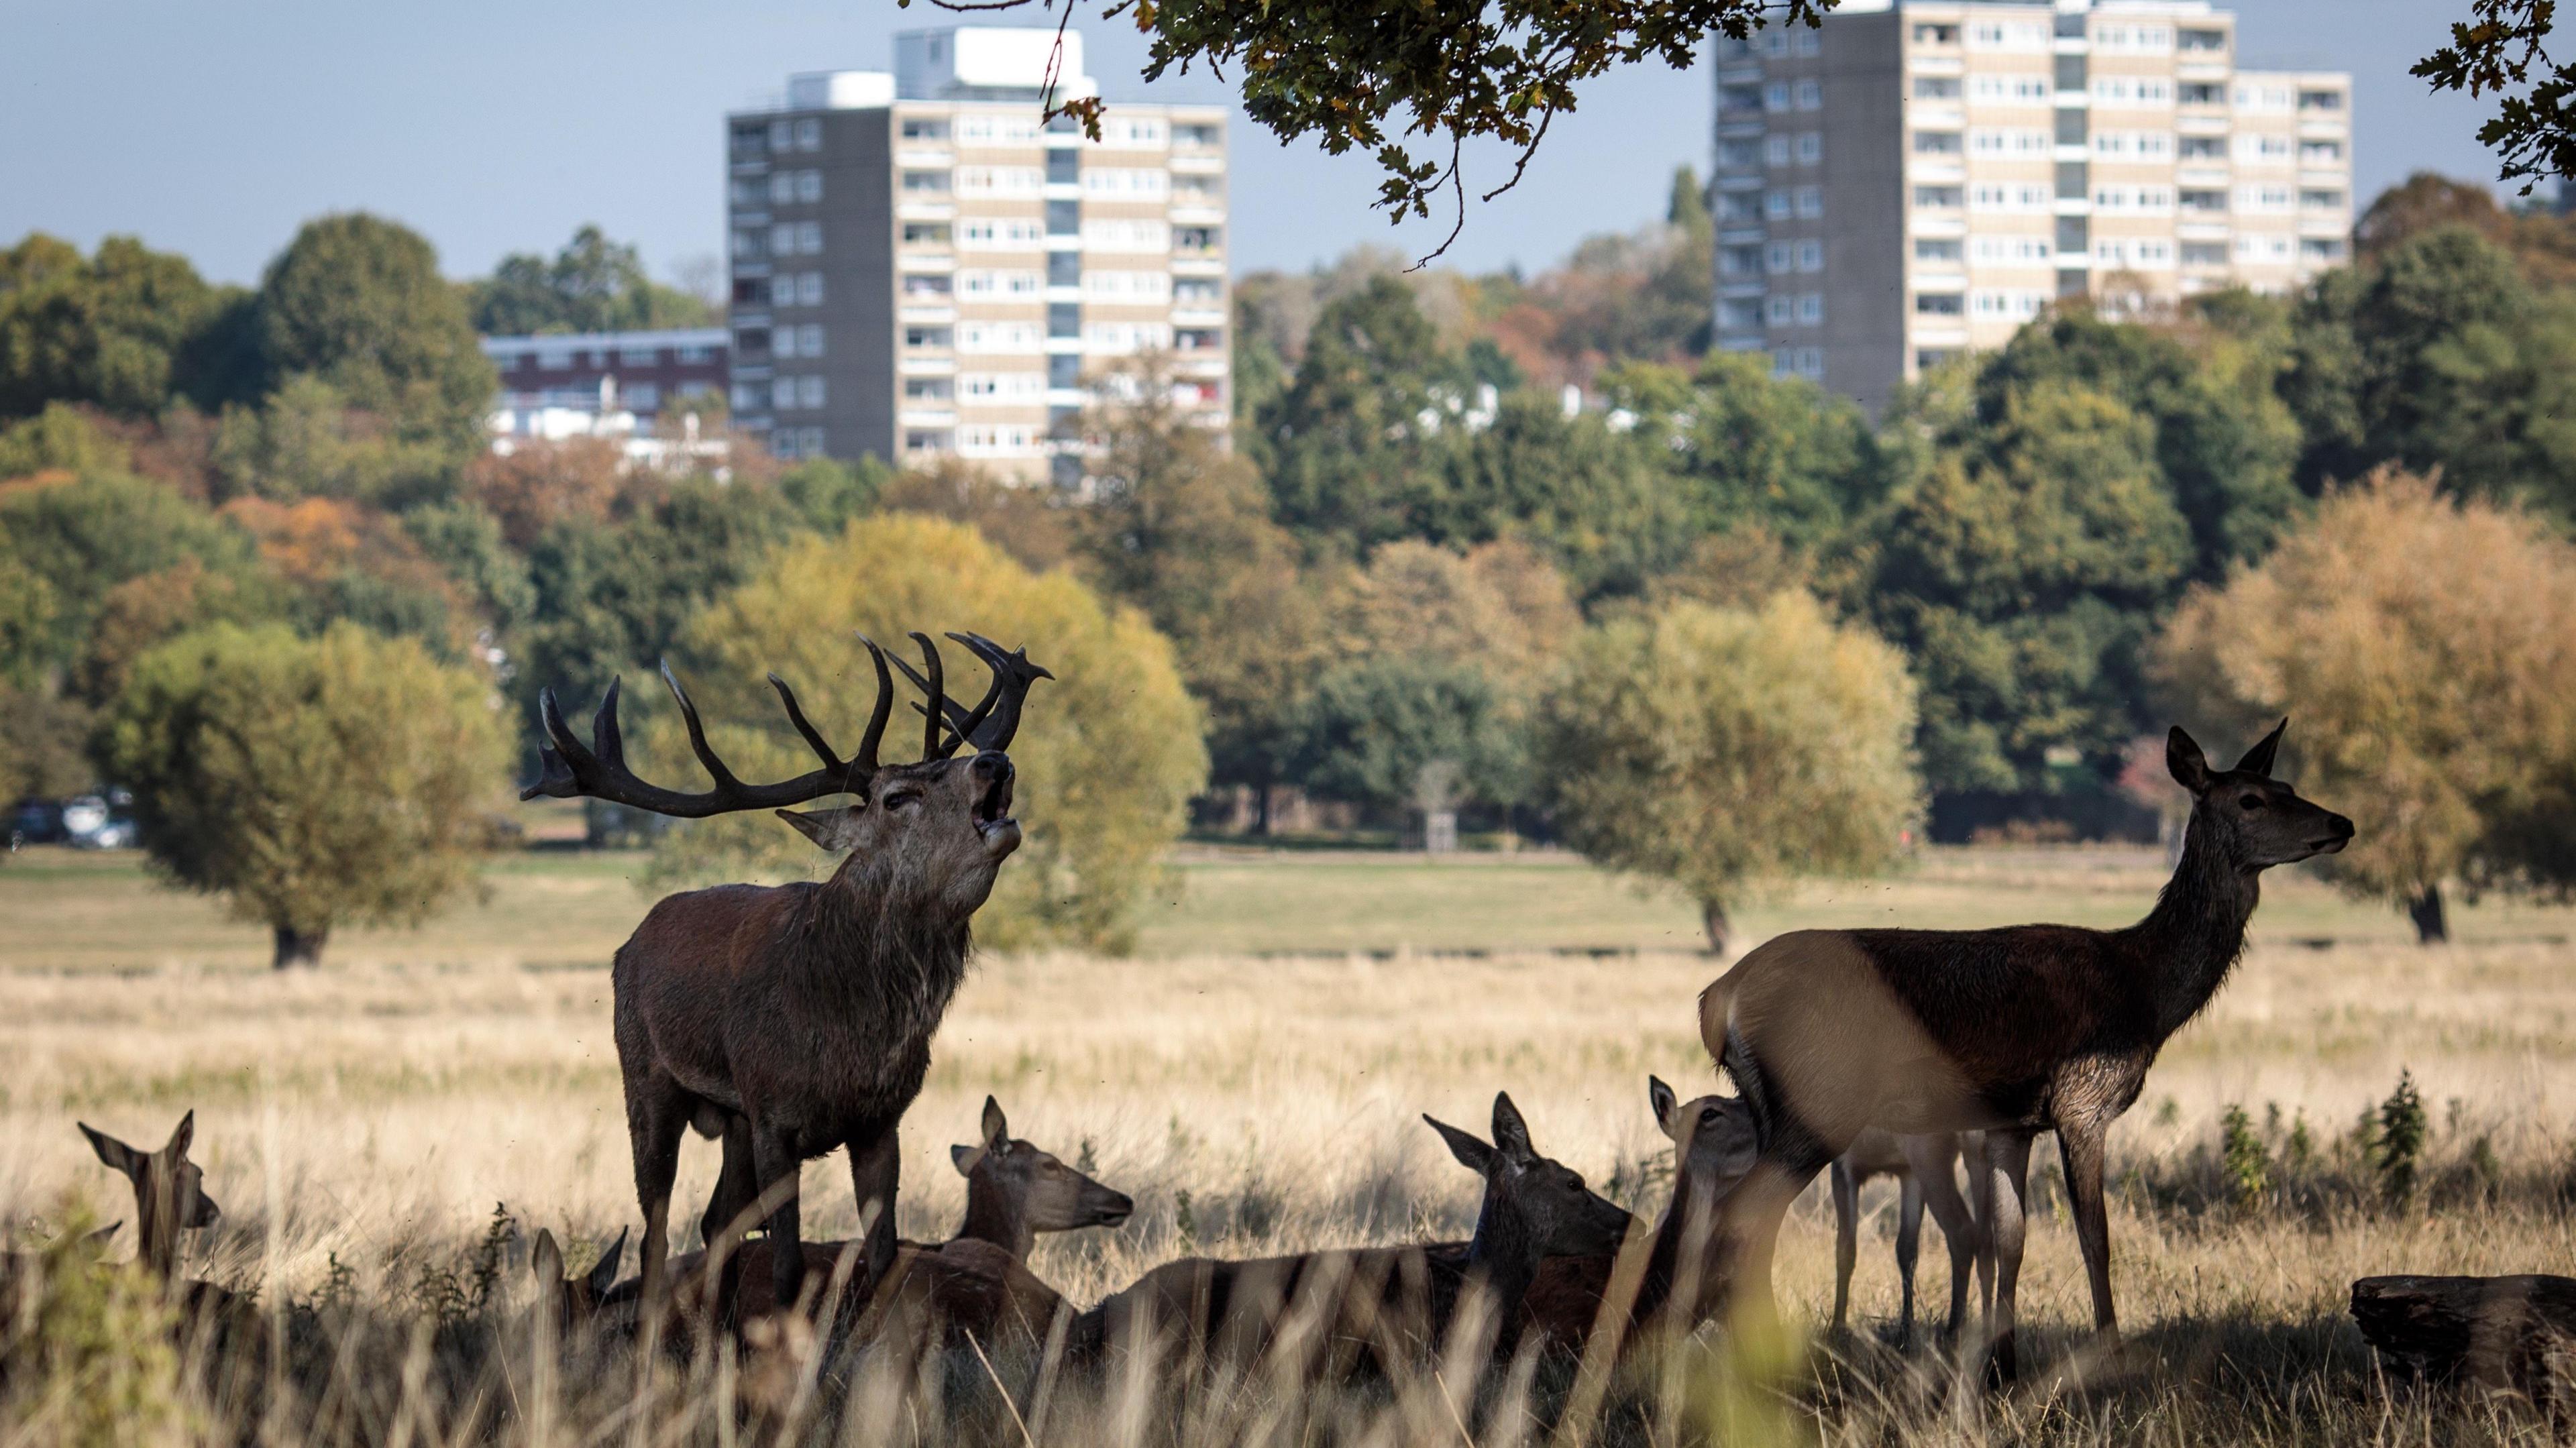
[1827,1128,1986,1347]
[1081,1093,1629,1378]
[531,1227,629,1337]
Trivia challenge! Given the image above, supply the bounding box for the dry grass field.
[2,840,2574,1444]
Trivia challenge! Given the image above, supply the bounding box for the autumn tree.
[2154,469,2576,941]
[1536,591,1920,951]
[640,514,1205,951]
[97,622,508,968]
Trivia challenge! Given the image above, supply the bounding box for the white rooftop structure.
[894,26,1095,101]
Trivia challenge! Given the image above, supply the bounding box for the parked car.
[69,810,138,850]
[8,799,67,850]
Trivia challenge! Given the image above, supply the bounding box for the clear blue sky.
[0,0,2524,289]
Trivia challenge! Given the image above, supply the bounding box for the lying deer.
[1518,1076,1758,1358]
[1079,1093,1630,1378]
[523,631,1049,1321]
[1827,1128,1986,1347]
[629,1095,1130,1351]
[1700,722,2352,1378]
[78,1111,252,1357]
[530,1227,629,1336]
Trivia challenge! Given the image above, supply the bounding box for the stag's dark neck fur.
[953,1177,1028,1258]
[2118,812,2260,1040]
[783,856,975,1053]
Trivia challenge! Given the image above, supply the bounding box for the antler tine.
[908,632,949,761]
[951,632,1051,752]
[659,661,745,790]
[888,649,983,744]
[591,677,626,765]
[765,672,845,775]
[853,635,894,777]
[941,632,1009,750]
[520,687,586,801]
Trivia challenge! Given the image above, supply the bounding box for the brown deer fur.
[79,1112,218,1281]
[1827,1127,1986,1346]
[1517,1076,1759,1358]
[1699,722,2353,1378]
[1078,1093,1630,1377]
[522,633,1048,1321]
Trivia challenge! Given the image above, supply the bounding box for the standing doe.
[1699,722,2351,1378]
[523,630,1047,1321]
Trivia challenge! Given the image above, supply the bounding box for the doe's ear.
[2166,726,2212,794]
[776,805,864,851]
[531,1228,565,1285]
[981,1095,1010,1152]
[587,1227,628,1297]
[164,1109,195,1162]
[80,1123,144,1180]
[2233,718,2288,779]
[1424,1115,1496,1176]
[1491,1092,1536,1166]
[1648,1076,1678,1135]
[951,1144,985,1177]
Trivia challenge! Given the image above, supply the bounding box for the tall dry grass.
[2,846,2573,1442]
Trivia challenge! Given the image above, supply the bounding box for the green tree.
[1418,390,1692,600]
[253,214,496,451]
[209,374,459,509]
[0,233,234,421]
[0,403,122,482]
[1856,380,2193,799]
[465,225,718,335]
[2286,225,2576,521]
[97,622,508,968]
[1602,353,1881,553]
[1260,274,1456,552]
[2155,469,2576,941]
[1536,591,1919,950]
[0,471,268,676]
[640,514,1206,952]
[1291,657,1524,830]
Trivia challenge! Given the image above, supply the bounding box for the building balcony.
[2178,164,2231,187]
[898,355,957,376]
[898,201,957,221]
[1171,256,1226,276]
[1170,154,1224,174]
[1909,214,1968,237]
[899,252,957,272]
[900,304,958,324]
[1171,307,1228,327]
[898,407,959,427]
[896,148,954,168]
[1909,160,1967,184]
[1908,55,1965,75]
[1719,280,1766,298]
[1170,205,1228,225]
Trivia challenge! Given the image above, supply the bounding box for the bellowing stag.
[522,630,1047,1320]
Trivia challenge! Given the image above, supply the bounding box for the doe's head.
[1426,1092,1631,1260]
[950,1095,1134,1236]
[78,1111,217,1274]
[2165,720,2354,870]
[531,1226,628,1333]
[1648,1076,1759,1196]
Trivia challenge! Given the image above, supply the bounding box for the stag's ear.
[1648,1076,1678,1135]
[531,1229,566,1286]
[2234,718,2288,779]
[2166,726,2212,794]
[1491,1093,1536,1166]
[776,805,865,851]
[588,1228,627,1297]
[1424,1115,1496,1176]
[981,1096,1010,1152]
[951,1143,985,1176]
[80,1123,144,1180]
[164,1110,195,1162]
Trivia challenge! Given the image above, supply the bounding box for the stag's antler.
[885,632,1053,757]
[520,636,915,816]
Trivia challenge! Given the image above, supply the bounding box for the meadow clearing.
[3,840,2574,1444]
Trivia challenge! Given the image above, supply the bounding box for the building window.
[1914,291,1965,315]
[2300,140,2345,164]
[619,346,660,366]
[900,118,949,142]
[677,343,714,364]
[904,222,951,246]
[1175,122,1221,147]
[2300,237,2346,260]
[904,326,953,349]
[902,170,951,194]
[1796,239,1824,271]
[1915,130,1963,154]
[769,119,794,152]
[1766,294,1793,325]
[1795,80,1823,110]
[1766,190,1792,221]
[2298,89,2345,112]
[1796,131,1823,164]
[797,273,823,305]
[1912,21,1960,44]
[1046,200,1081,236]
[796,324,823,356]
[1721,244,1763,278]
[2301,188,2346,209]
[795,118,822,151]
[772,378,796,410]
[798,170,822,203]
[1915,237,1964,263]
[1765,241,1793,274]
[798,376,824,408]
[1048,302,1082,339]
[1766,135,1792,167]
[904,272,955,296]
[1913,185,1964,209]
[1796,293,1824,325]
[1764,81,1791,112]
[1913,76,1962,100]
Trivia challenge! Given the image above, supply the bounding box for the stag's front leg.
[849,1127,901,1292]
[1978,1129,2035,1385]
[751,1123,805,1317]
[2057,1119,2118,1339]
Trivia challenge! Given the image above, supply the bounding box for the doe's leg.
[1979,1129,2036,1385]
[1894,1172,1924,1350]
[1829,1159,1859,1335]
[2057,1119,2119,1339]
[1907,1133,1983,1339]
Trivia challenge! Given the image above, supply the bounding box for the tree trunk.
[1253,779,1274,837]
[2408,885,2449,944]
[273,924,329,970]
[1701,900,1731,955]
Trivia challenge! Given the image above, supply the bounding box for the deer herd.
[48,628,2356,1400]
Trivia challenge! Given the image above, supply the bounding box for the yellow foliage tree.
[1536,591,1921,951]
[642,514,1205,952]
[2154,469,2576,940]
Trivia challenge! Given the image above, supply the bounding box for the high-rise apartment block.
[1711,0,2352,410]
[727,28,1230,478]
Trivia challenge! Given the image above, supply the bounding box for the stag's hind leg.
[626,1076,692,1314]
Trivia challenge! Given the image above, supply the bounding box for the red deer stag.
[1827,1128,1986,1347]
[1699,722,2352,1378]
[522,630,1046,1322]
[1080,1093,1631,1377]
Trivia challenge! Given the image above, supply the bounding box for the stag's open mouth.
[973,769,1016,838]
